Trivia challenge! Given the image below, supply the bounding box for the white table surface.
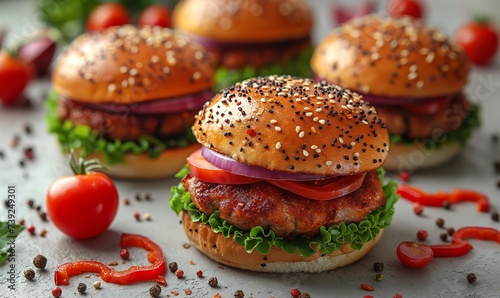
[1,0,500,297]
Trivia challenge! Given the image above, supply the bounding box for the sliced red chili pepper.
[397,185,490,213]
[54,233,166,286]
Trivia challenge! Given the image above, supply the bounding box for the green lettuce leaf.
[214,47,314,92]
[390,103,480,149]
[45,92,197,164]
[169,167,398,257]
[0,222,24,264]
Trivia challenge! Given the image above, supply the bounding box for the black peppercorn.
[447,227,455,236]
[77,283,87,294]
[33,254,47,269]
[27,199,34,208]
[208,277,218,287]
[373,262,384,272]
[299,293,311,298]
[144,193,151,200]
[467,273,477,284]
[440,233,449,242]
[168,262,178,273]
[24,268,35,280]
[442,201,452,210]
[436,218,445,228]
[492,212,499,222]
[234,289,245,298]
[135,193,141,201]
[149,284,161,297]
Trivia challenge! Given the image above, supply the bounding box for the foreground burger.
[47,25,216,179]
[170,75,398,272]
[173,0,314,91]
[311,15,479,172]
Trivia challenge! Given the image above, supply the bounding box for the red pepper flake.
[360,283,374,291]
[417,230,428,241]
[290,288,301,298]
[124,198,130,205]
[171,291,179,296]
[134,212,141,221]
[393,294,403,298]
[24,147,34,160]
[398,171,411,182]
[40,229,47,237]
[120,248,129,260]
[346,113,353,119]
[184,289,192,295]
[175,269,184,278]
[363,296,374,298]
[52,286,62,297]
[189,260,195,265]
[492,212,499,222]
[217,265,224,269]
[11,135,19,147]
[196,270,203,277]
[183,243,190,249]
[27,224,35,235]
[212,293,221,298]
[108,261,118,266]
[18,219,25,225]
[246,128,256,137]
[413,203,424,216]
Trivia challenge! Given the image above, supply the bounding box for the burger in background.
[170,75,398,272]
[172,0,314,91]
[47,25,216,179]
[311,15,479,172]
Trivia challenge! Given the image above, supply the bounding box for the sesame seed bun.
[173,0,313,43]
[181,211,383,272]
[193,75,389,176]
[52,25,215,104]
[311,15,470,98]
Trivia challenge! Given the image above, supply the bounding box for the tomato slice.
[187,149,262,185]
[267,173,366,200]
[403,96,451,115]
[397,241,434,268]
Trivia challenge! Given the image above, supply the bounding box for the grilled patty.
[58,97,198,141]
[375,93,471,140]
[182,170,385,239]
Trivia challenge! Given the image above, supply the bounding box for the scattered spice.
[36,205,41,211]
[290,288,301,298]
[108,261,118,266]
[185,289,192,295]
[183,243,191,249]
[0,150,4,159]
[124,198,130,205]
[442,201,452,210]
[360,283,374,291]
[93,281,101,289]
[467,273,477,284]
[144,213,152,221]
[77,283,87,294]
[27,225,35,235]
[135,193,142,201]
[24,147,34,160]
[436,218,445,228]
[398,171,411,182]
[11,135,19,147]
[212,293,221,298]
[24,124,32,134]
[393,294,403,298]
[373,262,384,272]
[189,260,195,265]
[149,284,161,297]
[492,212,499,222]
[120,248,130,260]
[196,270,203,277]
[18,218,25,225]
[492,134,499,143]
[33,254,47,269]
[208,277,218,288]
[168,262,178,273]
[134,212,141,221]
[40,229,47,237]
[27,199,35,208]
[497,179,500,189]
[447,227,455,236]
[39,211,47,221]
[413,203,424,215]
[19,160,25,168]
[375,273,384,281]
[417,230,428,241]
[494,161,500,174]
[144,193,151,200]
[440,233,449,242]
[299,293,311,298]
[24,268,35,280]
[175,269,184,278]
[52,286,62,298]
[234,289,244,298]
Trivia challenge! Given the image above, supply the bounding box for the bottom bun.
[86,143,200,180]
[384,141,461,172]
[181,212,383,273]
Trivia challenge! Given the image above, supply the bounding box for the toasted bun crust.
[194,75,389,176]
[85,143,200,180]
[181,212,382,272]
[173,0,313,42]
[383,141,461,172]
[311,15,470,98]
[52,25,215,104]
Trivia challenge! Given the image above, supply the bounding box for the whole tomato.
[138,5,172,28]
[46,157,119,239]
[387,0,424,19]
[86,3,131,31]
[455,20,499,66]
[0,51,33,105]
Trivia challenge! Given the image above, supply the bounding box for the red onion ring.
[201,147,332,181]
[84,89,213,114]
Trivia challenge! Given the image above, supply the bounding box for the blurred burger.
[311,15,479,172]
[47,25,216,179]
[172,0,314,91]
[170,75,398,272]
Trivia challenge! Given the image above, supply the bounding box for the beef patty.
[58,97,198,141]
[182,170,385,239]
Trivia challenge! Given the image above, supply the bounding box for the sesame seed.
[151,55,159,63]
[275,142,281,149]
[299,131,305,138]
[162,66,170,74]
[316,108,322,112]
[426,52,435,63]
[303,107,310,111]
[341,105,348,110]
[339,137,344,144]
[347,104,354,110]
[303,150,309,157]
[108,84,116,92]
[120,66,128,73]
[270,119,278,124]
[311,145,318,150]
[326,161,333,166]
[319,119,326,125]
[275,126,282,132]
[260,98,266,103]
[305,112,313,117]
[192,72,201,80]
[311,127,316,133]
[409,64,418,73]
[416,80,424,89]
[362,120,368,125]
[129,68,138,76]
[295,126,301,133]
[408,72,418,80]
[194,51,203,60]
[313,117,319,122]
[351,142,356,146]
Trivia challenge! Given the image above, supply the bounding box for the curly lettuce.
[170,167,398,257]
[214,47,314,92]
[390,103,480,149]
[45,91,196,164]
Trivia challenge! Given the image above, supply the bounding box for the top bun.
[193,75,389,176]
[173,0,313,42]
[52,25,215,104]
[311,15,470,98]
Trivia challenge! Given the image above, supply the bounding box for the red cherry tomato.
[86,3,131,31]
[455,21,499,66]
[138,5,172,28]
[397,241,434,268]
[0,51,33,105]
[46,171,119,239]
[387,0,424,19]
[187,149,262,185]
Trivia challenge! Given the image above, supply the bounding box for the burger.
[311,15,480,172]
[170,75,398,272]
[172,0,314,91]
[46,25,216,179]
